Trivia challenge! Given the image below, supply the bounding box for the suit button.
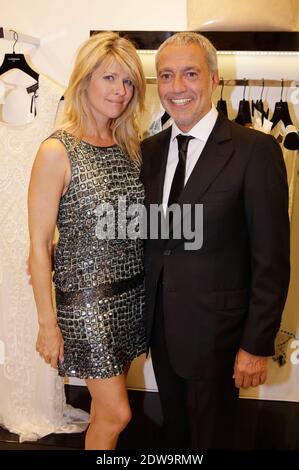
[163,249,172,256]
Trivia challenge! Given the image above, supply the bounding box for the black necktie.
[168,134,194,207]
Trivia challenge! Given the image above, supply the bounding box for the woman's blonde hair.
[60,31,146,163]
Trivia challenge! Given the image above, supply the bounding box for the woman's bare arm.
[28,138,70,368]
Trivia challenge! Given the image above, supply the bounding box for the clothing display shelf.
[92,31,299,52]
[0,27,40,46]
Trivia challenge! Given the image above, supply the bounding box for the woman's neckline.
[63,130,117,149]
[81,139,117,149]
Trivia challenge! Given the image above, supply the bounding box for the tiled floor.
[1,385,299,450]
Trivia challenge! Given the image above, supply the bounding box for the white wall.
[0,0,186,86]
[187,0,299,31]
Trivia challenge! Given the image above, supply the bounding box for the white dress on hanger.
[0,74,89,442]
[251,110,298,218]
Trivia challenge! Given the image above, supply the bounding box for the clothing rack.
[219,79,299,88]
[145,77,299,87]
[0,27,40,46]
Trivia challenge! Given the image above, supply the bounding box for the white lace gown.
[0,74,89,442]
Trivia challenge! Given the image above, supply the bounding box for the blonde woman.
[28,32,146,450]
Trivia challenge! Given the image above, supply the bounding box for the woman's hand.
[36,324,64,368]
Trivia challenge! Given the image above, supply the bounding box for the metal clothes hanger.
[270,79,298,150]
[271,79,293,129]
[216,78,228,117]
[235,79,252,126]
[251,78,269,124]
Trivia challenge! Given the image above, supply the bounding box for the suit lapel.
[168,114,235,245]
[179,113,234,207]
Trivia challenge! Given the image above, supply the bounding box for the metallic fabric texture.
[49,130,145,379]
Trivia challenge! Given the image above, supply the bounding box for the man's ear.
[211,70,219,92]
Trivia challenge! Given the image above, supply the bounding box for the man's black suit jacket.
[141,113,290,379]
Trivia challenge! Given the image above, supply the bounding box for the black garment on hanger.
[234,79,252,126]
[217,99,228,117]
[217,78,228,118]
[271,100,293,129]
[251,79,269,124]
[284,131,299,151]
[234,99,252,126]
[251,100,269,124]
[270,100,299,150]
[0,53,39,82]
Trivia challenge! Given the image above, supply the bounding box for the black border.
[91,31,299,51]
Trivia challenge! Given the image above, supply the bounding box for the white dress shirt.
[162,105,218,213]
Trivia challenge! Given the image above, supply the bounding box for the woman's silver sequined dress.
[51,130,145,379]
